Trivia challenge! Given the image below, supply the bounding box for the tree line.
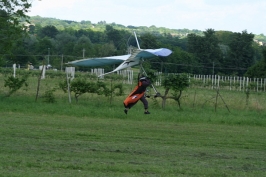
[1,1,266,77]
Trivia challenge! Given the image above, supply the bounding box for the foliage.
[106,82,124,105]
[245,47,266,78]
[139,32,159,49]
[187,29,222,74]
[59,78,124,103]
[59,78,96,102]
[43,87,56,103]
[4,75,28,97]
[111,83,124,96]
[162,73,189,92]
[105,25,127,54]
[0,0,31,54]
[158,73,189,109]
[225,30,255,75]
[164,46,198,73]
[37,25,59,38]
[95,81,108,96]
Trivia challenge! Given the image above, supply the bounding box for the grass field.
[0,71,266,176]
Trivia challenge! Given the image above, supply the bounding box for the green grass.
[1,111,266,177]
[0,71,266,176]
[1,94,266,176]
[1,94,265,126]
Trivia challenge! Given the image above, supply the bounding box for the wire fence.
[90,68,266,92]
[115,70,266,92]
[190,75,266,92]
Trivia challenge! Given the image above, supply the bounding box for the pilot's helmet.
[139,76,146,81]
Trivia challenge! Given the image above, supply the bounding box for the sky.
[27,0,266,35]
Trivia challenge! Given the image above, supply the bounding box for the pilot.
[123,75,151,114]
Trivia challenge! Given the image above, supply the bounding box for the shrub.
[4,75,28,97]
[43,88,56,103]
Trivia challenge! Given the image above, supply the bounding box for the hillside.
[29,16,266,43]
[29,16,203,38]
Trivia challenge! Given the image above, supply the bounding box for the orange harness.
[123,81,145,108]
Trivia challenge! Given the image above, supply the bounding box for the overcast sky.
[27,0,266,35]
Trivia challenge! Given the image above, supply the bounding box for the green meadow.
[0,70,266,176]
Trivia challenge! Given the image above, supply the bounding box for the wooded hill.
[29,16,203,38]
[29,16,266,43]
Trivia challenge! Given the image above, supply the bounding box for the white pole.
[243,77,245,92]
[239,77,241,91]
[260,78,262,92]
[246,77,249,92]
[134,31,141,49]
[65,67,72,103]
[257,78,259,92]
[218,75,220,89]
[13,63,16,78]
[41,65,46,79]
[264,79,266,92]
[254,78,256,91]
[71,67,75,79]
[61,54,63,71]
[212,75,214,89]
[229,76,232,91]
[131,70,134,84]
[214,75,217,89]
[127,70,130,84]
[233,77,235,91]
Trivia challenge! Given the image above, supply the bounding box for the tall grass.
[1,92,265,127]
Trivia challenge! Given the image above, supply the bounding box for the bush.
[43,88,56,103]
[4,75,28,97]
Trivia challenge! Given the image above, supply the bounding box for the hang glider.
[66,32,172,76]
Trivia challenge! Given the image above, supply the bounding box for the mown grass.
[0,71,266,176]
[1,111,266,177]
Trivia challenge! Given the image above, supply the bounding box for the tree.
[73,35,94,58]
[38,25,59,39]
[93,43,116,57]
[225,30,255,75]
[157,74,189,109]
[75,29,90,38]
[105,25,124,50]
[0,0,31,54]
[55,32,77,55]
[87,30,107,43]
[215,30,233,45]
[187,33,205,74]
[9,39,32,66]
[158,33,188,50]
[187,29,222,75]
[165,46,198,74]
[245,47,266,78]
[4,75,28,97]
[140,33,159,49]
[36,37,54,55]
